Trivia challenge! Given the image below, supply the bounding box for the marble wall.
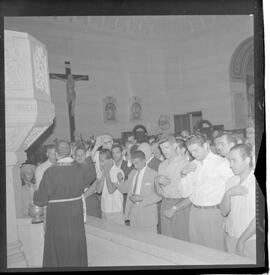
[16,216,255,267]
[5,30,55,267]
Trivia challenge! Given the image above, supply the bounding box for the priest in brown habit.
[33,140,96,267]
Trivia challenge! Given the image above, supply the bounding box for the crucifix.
[50,61,89,142]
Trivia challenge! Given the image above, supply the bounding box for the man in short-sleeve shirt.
[155,134,190,240]
[220,144,256,260]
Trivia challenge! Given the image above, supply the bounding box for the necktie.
[132,170,141,195]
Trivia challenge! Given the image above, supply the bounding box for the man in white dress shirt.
[173,134,233,251]
[220,144,256,259]
[35,144,57,188]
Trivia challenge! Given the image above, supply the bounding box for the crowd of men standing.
[20,120,259,267]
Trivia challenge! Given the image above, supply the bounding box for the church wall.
[170,16,253,130]
[5,16,253,142]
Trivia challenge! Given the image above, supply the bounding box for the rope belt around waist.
[192,204,219,210]
[49,195,83,204]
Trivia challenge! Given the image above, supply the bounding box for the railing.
[85,216,255,266]
[16,216,255,268]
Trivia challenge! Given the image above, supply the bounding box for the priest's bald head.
[56,140,71,159]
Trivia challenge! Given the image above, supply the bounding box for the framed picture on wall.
[158,114,172,131]
[103,96,118,124]
[129,96,142,122]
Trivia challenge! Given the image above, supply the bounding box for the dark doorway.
[174,111,202,134]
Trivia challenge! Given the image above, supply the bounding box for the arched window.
[230,36,254,128]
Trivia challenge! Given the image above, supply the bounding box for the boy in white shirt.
[96,148,125,225]
[220,144,256,260]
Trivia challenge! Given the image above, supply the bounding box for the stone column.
[5,30,55,268]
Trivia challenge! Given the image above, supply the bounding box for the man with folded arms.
[220,144,256,259]
[165,134,233,251]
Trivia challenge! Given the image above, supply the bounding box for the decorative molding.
[30,15,239,42]
[4,36,27,92]
[6,100,54,129]
[230,36,253,80]
[15,103,37,112]
[33,45,49,94]
[230,36,254,129]
[5,30,55,270]
[7,240,28,268]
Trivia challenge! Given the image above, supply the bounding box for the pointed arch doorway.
[230,36,254,129]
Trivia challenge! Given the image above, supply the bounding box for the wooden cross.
[50,61,89,142]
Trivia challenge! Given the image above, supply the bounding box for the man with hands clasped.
[220,144,256,260]
[90,134,114,179]
[115,150,161,233]
[96,148,125,225]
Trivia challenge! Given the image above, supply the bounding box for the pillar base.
[7,240,28,268]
